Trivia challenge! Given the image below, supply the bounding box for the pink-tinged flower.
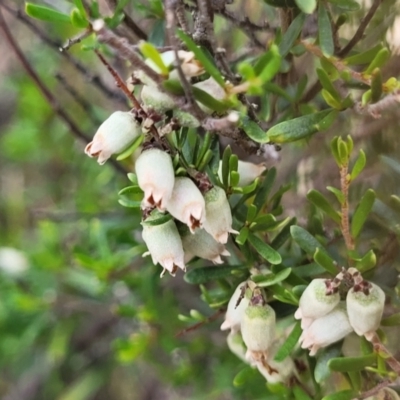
[299,306,353,356]
[203,186,238,244]
[255,340,295,384]
[141,212,185,277]
[218,160,266,187]
[241,293,276,355]
[166,177,206,233]
[182,228,230,264]
[346,282,385,339]
[85,111,141,165]
[221,281,255,333]
[135,148,175,211]
[294,278,340,329]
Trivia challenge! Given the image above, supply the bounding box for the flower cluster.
[296,270,385,356]
[136,147,239,276]
[221,282,296,384]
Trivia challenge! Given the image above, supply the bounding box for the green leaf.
[247,204,258,223]
[351,189,376,238]
[118,186,143,195]
[313,248,338,275]
[118,198,142,208]
[233,367,258,387]
[370,68,383,103]
[257,44,282,83]
[365,48,390,75]
[116,134,144,160]
[248,233,282,265]
[322,390,355,400]
[317,68,341,103]
[271,217,296,249]
[307,189,341,224]
[290,225,325,256]
[326,0,360,10]
[73,0,86,16]
[254,168,277,212]
[176,30,225,87]
[326,186,344,204]
[295,0,316,13]
[57,370,104,400]
[274,321,302,361]
[70,8,89,28]
[355,249,376,273]
[250,214,277,231]
[184,265,247,284]
[251,268,291,287]
[25,3,71,23]
[266,110,333,143]
[221,146,232,187]
[293,386,313,400]
[192,86,231,112]
[279,13,307,57]
[318,4,334,56]
[330,136,341,166]
[239,116,269,143]
[381,313,400,326]
[142,213,172,226]
[322,90,342,109]
[344,43,383,65]
[328,354,376,372]
[350,149,366,181]
[139,42,169,75]
[236,227,249,245]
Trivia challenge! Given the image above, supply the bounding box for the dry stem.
[340,163,355,251]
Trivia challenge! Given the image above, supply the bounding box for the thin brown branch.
[354,90,400,118]
[369,332,400,375]
[0,7,128,176]
[340,163,355,251]
[354,380,392,400]
[337,0,383,57]
[1,3,125,103]
[175,309,225,337]
[105,0,147,40]
[62,26,93,51]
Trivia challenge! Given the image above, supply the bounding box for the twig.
[368,332,400,375]
[337,0,383,57]
[354,380,391,400]
[62,26,93,51]
[175,309,225,337]
[340,163,355,251]
[354,90,400,119]
[0,7,128,176]
[1,3,125,103]
[105,0,147,40]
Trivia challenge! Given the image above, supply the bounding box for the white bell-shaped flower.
[299,305,353,356]
[241,292,276,356]
[142,212,186,277]
[203,186,238,244]
[0,247,29,276]
[227,331,248,363]
[141,85,176,113]
[221,281,255,333]
[294,278,340,329]
[346,282,385,339]
[255,340,295,384]
[218,160,266,187]
[182,228,230,264]
[85,111,141,165]
[135,148,175,211]
[166,177,206,233]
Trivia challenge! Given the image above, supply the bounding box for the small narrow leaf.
[318,4,334,56]
[350,149,366,181]
[313,248,338,275]
[25,3,71,23]
[307,189,341,224]
[317,68,341,102]
[293,386,313,400]
[290,225,325,256]
[257,44,282,83]
[251,268,291,287]
[328,354,376,372]
[254,168,277,212]
[236,227,250,245]
[221,146,232,187]
[295,0,317,14]
[344,43,383,65]
[370,68,383,103]
[381,313,400,326]
[326,0,360,10]
[271,217,296,249]
[355,249,376,273]
[364,48,390,75]
[351,189,376,238]
[233,367,258,387]
[248,233,282,265]
[279,13,307,57]
[239,116,269,143]
[184,265,247,284]
[176,30,225,87]
[139,42,169,75]
[322,390,355,400]
[266,110,332,143]
[326,186,345,204]
[315,345,342,383]
[274,321,302,361]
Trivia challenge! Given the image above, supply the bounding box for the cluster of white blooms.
[295,271,385,356]
[221,281,296,384]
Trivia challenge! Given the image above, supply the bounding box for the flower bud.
[0,247,29,276]
[227,331,248,363]
[255,340,295,384]
[166,177,206,232]
[85,111,141,165]
[299,305,353,356]
[141,85,175,113]
[135,148,175,211]
[203,186,238,244]
[142,212,186,276]
[346,282,385,339]
[182,228,230,264]
[221,281,255,332]
[218,160,266,187]
[294,279,340,329]
[241,292,276,354]
[173,109,200,128]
